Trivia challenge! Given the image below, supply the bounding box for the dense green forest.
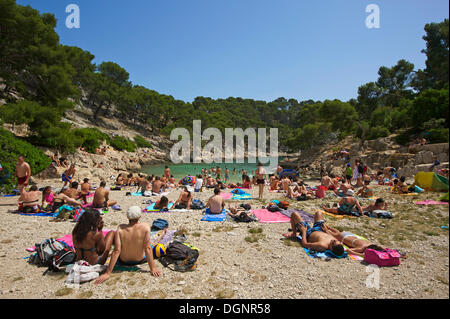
[0,0,448,162]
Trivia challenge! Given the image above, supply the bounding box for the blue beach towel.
[144,202,174,212]
[296,235,348,259]
[201,208,227,221]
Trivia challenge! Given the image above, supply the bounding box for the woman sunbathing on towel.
[154,196,170,210]
[72,209,115,265]
[320,224,384,257]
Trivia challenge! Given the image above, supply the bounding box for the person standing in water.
[255,162,266,200]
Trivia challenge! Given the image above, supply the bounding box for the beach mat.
[220,192,233,200]
[142,202,174,213]
[279,209,314,224]
[201,208,227,222]
[251,209,290,223]
[296,236,348,259]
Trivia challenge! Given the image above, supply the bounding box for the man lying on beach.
[92,181,117,209]
[94,206,162,284]
[362,198,388,212]
[282,210,345,257]
[322,192,365,217]
[206,187,225,214]
[393,176,409,194]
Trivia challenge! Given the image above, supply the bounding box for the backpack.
[160,242,199,272]
[45,247,76,274]
[28,239,68,267]
[151,218,169,231]
[364,248,401,267]
[240,203,251,210]
[358,164,364,174]
[234,212,256,223]
[190,200,205,210]
[267,205,281,212]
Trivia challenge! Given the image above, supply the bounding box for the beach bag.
[46,247,76,274]
[151,218,169,231]
[364,248,401,267]
[72,207,84,222]
[28,239,67,267]
[190,200,205,210]
[267,204,281,212]
[278,201,290,209]
[234,212,256,223]
[296,194,308,201]
[240,203,251,210]
[160,242,199,272]
[174,203,187,209]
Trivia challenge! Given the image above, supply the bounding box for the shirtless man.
[280,176,291,192]
[334,179,354,197]
[282,211,345,257]
[63,181,82,200]
[355,178,374,198]
[269,176,280,191]
[80,178,91,204]
[94,206,162,284]
[152,176,165,194]
[216,166,222,180]
[15,155,31,194]
[93,181,117,208]
[362,197,388,212]
[164,166,171,180]
[276,164,283,178]
[383,166,396,180]
[62,164,76,190]
[206,187,225,214]
[322,193,365,217]
[206,175,216,188]
[18,185,40,212]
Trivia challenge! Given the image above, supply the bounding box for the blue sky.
[17,0,449,103]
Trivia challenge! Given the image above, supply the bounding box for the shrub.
[368,126,390,140]
[0,128,51,192]
[109,135,136,152]
[133,135,152,149]
[73,128,110,153]
[427,128,449,143]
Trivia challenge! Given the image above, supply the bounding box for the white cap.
[346,189,355,196]
[127,206,141,220]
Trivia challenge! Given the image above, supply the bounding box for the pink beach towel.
[415,200,449,205]
[220,192,233,200]
[251,209,291,223]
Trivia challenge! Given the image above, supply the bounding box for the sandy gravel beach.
[0,178,448,299]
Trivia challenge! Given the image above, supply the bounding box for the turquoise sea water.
[141,157,281,183]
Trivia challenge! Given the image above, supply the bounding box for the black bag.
[234,212,255,223]
[45,247,76,274]
[296,194,308,201]
[160,242,199,272]
[190,200,205,210]
[174,203,187,209]
[240,203,251,210]
[267,205,281,212]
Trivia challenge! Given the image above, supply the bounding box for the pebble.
[177,281,185,286]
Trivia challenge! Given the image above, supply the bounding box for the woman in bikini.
[320,224,384,257]
[154,196,170,210]
[255,162,266,200]
[174,187,193,209]
[72,209,115,265]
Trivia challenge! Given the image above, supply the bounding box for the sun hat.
[127,206,142,220]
